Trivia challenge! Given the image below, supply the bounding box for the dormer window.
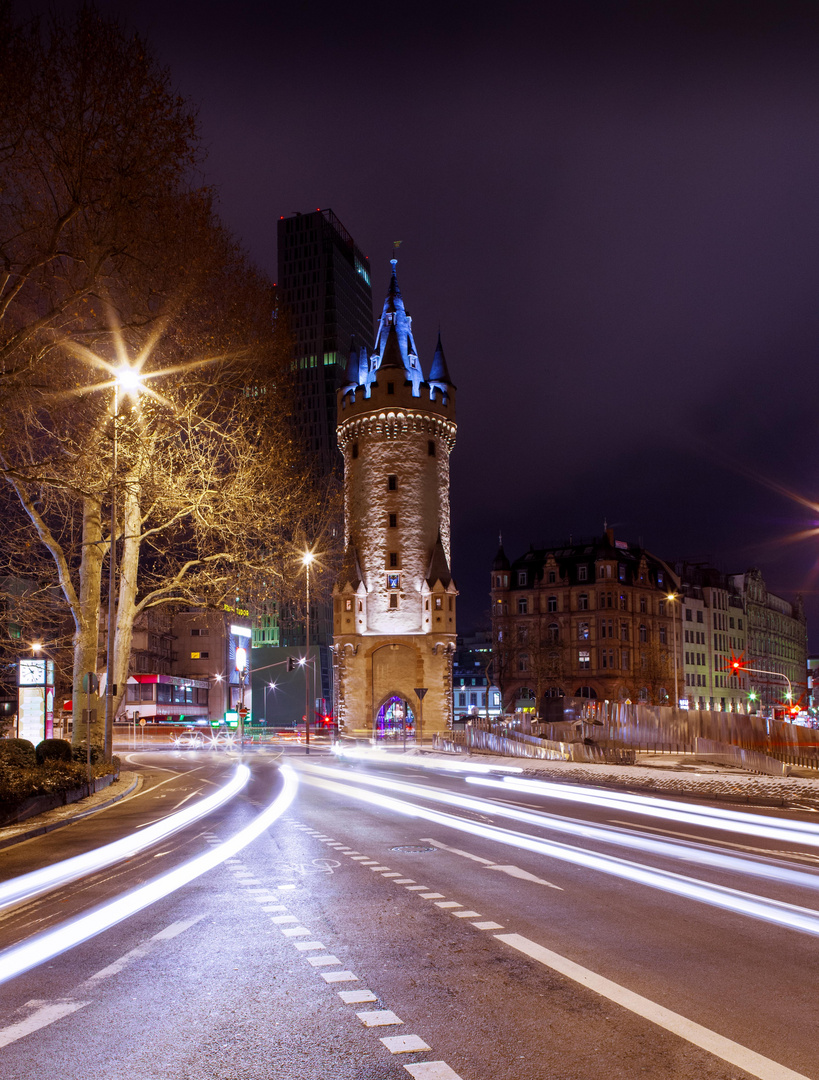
[548,570,556,583]
[517,571,527,586]
[578,565,588,582]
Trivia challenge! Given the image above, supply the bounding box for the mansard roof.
[499,534,677,591]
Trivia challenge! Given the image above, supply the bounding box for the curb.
[0,774,141,852]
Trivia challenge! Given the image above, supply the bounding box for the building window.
[578,593,589,610]
[639,624,647,642]
[621,649,629,668]
[659,625,667,644]
[199,652,209,659]
[578,621,589,640]
[578,650,590,669]
[619,594,627,610]
[578,565,588,581]
[548,623,559,641]
[640,596,647,613]
[458,693,466,707]
[697,610,703,623]
[548,570,556,583]
[389,552,399,568]
[659,600,666,615]
[518,654,529,672]
[389,513,397,528]
[729,617,735,629]
[387,381,395,394]
[738,618,743,630]
[547,595,558,612]
[657,572,664,587]
[388,573,400,590]
[686,609,693,622]
[388,474,397,490]
[428,439,436,456]
[435,596,443,610]
[352,442,359,459]
[345,599,353,611]
[639,687,648,702]
[518,598,528,614]
[618,564,626,582]
[518,571,527,586]
[389,594,398,609]
[191,628,203,637]
[620,621,629,641]
[358,601,363,612]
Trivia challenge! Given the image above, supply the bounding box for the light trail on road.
[300,766,819,938]
[0,765,251,913]
[303,762,819,893]
[0,765,298,985]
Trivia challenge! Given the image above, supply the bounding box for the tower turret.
[333,260,458,739]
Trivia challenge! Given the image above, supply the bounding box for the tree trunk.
[111,468,143,727]
[72,497,104,748]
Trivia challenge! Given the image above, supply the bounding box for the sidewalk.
[0,771,141,851]
[420,748,819,808]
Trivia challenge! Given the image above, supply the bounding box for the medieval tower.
[333,260,457,739]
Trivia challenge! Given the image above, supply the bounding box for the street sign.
[139,718,146,727]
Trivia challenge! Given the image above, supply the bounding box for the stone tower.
[333,260,457,740]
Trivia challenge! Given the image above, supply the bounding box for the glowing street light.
[302,549,316,755]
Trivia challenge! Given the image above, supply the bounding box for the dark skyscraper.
[276,209,374,476]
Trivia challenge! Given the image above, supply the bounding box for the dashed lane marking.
[496,933,811,1080]
[294,941,325,951]
[394,878,415,884]
[340,989,378,1004]
[472,921,504,930]
[381,1034,432,1054]
[357,1010,403,1027]
[350,856,371,861]
[452,911,481,918]
[0,1002,89,1049]
[382,872,403,878]
[307,955,341,967]
[405,1063,465,1079]
[269,915,299,924]
[405,885,429,891]
[321,970,359,983]
[435,902,462,909]
[281,927,312,937]
[262,905,290,913]
[369,865,392,871]
[419,893,445,899]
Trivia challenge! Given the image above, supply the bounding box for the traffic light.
[727,651,747,677]
[286,657,296,671]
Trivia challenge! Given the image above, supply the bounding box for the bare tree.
[0,6,323,752]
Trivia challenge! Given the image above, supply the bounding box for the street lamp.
[104,364,144,760]
[302,550,315,756]
[265,681,277,725]
[666,592,679,709]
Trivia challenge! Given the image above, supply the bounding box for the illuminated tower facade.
[333,261,457,738]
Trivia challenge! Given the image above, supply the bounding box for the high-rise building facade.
[333,261,457,739]
[276,209,375,477]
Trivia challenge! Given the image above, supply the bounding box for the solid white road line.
[0,1001,89,1049]
[496,933,812,1080]
[151,915,205,940]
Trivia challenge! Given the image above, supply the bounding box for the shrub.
[36,739,73,765]
[71,743,105,765]
[0,739,36,767]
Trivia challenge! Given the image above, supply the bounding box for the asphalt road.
[0,746,817,1080]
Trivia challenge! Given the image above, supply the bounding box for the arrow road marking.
[419,838,563,890]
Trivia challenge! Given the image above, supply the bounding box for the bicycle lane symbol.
[279,858,340,877]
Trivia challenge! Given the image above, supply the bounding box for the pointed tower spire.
[370,259,422,393]
[343,335,360,389]
[378,322,405,372]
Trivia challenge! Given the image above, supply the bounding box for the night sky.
[27,1,819,642]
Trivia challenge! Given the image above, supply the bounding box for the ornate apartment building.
[490,532,679,710]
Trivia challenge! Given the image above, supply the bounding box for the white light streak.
[486,776,819,848]
[0,766,298,986]
[0,766,251,913]
[299,768,819,938]
[331,743,521,775]
[302,763,819,893]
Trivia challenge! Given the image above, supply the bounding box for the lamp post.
[666,592,679,709]
[104,365,143,761]
[302,550,314,755]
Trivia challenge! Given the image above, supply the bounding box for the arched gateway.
[332,260,457,741]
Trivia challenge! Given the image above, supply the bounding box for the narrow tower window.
[428,439,436,456]
[388,513,397,528]
[387,382,395,394]
[352,442,359,459]
[389,594,398,609]
[389,552,398,568]
[388,474,397,490]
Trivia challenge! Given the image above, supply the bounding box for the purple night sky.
[26,1,819,641]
